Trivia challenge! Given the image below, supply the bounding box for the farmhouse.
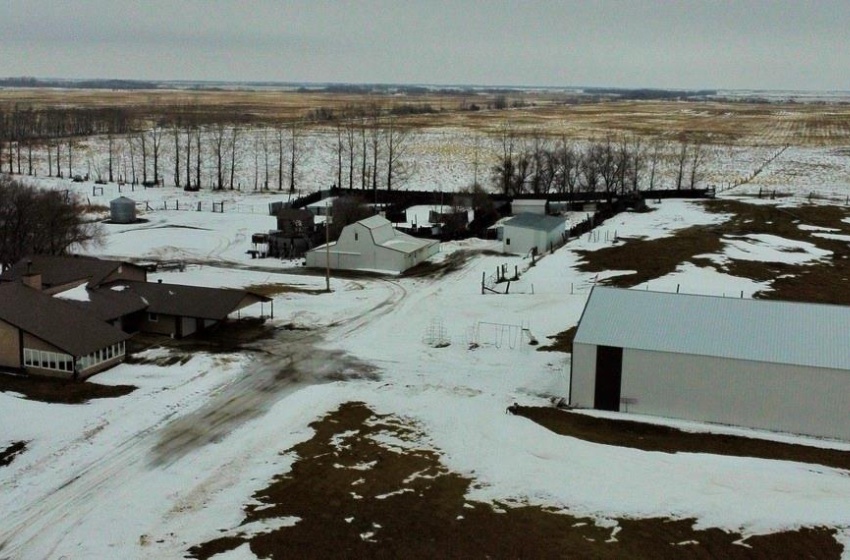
[92,280,272,339]
[0,283,130,379]
[0,255,273,378]
[305,215,439,274]
[501,213,566,256]
[570,287,850,440]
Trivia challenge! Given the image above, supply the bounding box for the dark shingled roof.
[102,281,270,320]
[67,285,149,322]
[0,255,145,289]
[0,283,130,357]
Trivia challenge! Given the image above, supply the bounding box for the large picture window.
[23,349,73,373]
[24,341,126,374]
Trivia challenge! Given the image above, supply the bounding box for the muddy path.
[0,276,405,559]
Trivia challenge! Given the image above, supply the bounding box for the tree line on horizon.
[0,102,712,199]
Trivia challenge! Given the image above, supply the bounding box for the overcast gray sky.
[1,0,847,91]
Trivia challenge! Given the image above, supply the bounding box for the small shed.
[305,215,439,274]
[501,213,566,256]
[110,196,137,224]
[571,287,850,441]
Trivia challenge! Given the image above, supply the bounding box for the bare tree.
[194,125,202,189]
[383,113,413,191]
[646,138,663,190]
[170,117,181,188]
[688,141,706,189]
[149,126,164,185]
[492,122,517,196]
[0,176,102,270]
[286,120,306,197]
[674,140,688,190]
[211,123,227,190]
[228,126,240,190]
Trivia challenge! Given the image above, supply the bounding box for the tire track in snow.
[0,277,405,559]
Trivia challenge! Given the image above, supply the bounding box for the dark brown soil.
[576,199,850,305]
[704,200,850,305]
[0,441,27,467]
[129,317,280,355]
[575,223,724,288]
[188,402,842,560]
[403,249,501,278]
[0,372,135,404]
[514,406,850,471]
[244,283,327,297]
[538,326,577,353]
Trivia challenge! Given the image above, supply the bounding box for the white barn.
[501,213,566,256]
[305,215,439,274]
[571,287,850,441]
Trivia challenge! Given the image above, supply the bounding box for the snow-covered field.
[2,172,850,558]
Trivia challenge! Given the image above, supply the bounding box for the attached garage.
[570,287,850,441]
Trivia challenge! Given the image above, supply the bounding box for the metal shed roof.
[503,213,565,232]
[574,287,850,371]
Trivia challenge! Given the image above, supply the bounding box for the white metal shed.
[571,287,850,440]
[305,215,439,274]
[501,213,566,256]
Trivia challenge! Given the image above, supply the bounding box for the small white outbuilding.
[305,215,439,274]
[501,213,566,256]
[570,287,850,441]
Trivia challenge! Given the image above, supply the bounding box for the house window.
[506,238,511,246]
[148,312,159,322]
[23,348,74,373]
[355,232,359,241]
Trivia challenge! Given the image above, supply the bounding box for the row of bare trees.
[491,125,708,200]
[0,106,133,177]
[0,102,419,197]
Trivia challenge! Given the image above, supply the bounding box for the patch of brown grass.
[0,372,135,404]
[244,283,326,297]
[516,406,850,471]
[188,402,841,560]
[575,224,725,288]
[5,89,850,146]
[129,317,281,355]
[705,200,850,305]
[538,326,577,353]
[576,199,850,305]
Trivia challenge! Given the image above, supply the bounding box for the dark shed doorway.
[594,345,623,411]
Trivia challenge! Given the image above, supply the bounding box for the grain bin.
[110,196,137,223]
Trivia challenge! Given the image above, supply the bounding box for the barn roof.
[503,213,565,232]
[0,283,130,357]
[574,287,850,371]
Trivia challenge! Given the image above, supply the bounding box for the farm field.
[3,89,850,199]
[2,90,850,558]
